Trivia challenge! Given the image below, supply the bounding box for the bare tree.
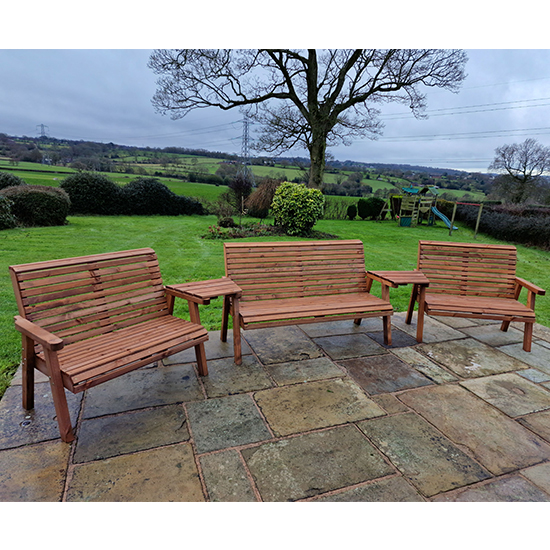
[148,49,468,188]
[489,138,550,204]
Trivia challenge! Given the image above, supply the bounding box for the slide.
[431,206,458,230]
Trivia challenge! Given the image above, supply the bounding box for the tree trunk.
[308,134,326,189]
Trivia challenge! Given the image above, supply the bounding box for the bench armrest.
[516,277,546,296]
[14,316,64,351]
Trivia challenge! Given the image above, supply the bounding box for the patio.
[1,312,550,502]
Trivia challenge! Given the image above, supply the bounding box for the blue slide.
[431,206,458,230]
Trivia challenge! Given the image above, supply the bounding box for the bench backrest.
[10,248,168,345]
[417,240,517,299]
[224,240,368,302]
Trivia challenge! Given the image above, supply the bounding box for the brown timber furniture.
[9,248,209,443]
[222,240,394,364]
[406,240,546,351]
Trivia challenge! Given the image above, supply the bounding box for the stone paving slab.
[254,378,386,437]
[367,328,418,349]
[242,425,394,501]
[0,384,82,449]
[0,441,70,501]
[358,413,490,497]
[339,354,433,395]
[518,410,550,442]
[264,357,344,386]
[497,342,550,374]
[313,476,425,502]
[417,338,529,378]
[432,475,550,502]
[518,369,550,383]
[391,312,466,343]
[461,373,550,418]
[163,330,252,364]
[200,449,256,502]
[400,384,550,475]
[186,393,272,453]
[300,318,383,338]
[521,461,550,494]
[201,355,273,398]
[66,443,204,502]
[243,326,323,364]
[82,363,203,419]
[312,333,387,360]
[460,325,525,347]
[74,404,190,463]
[391,347,458,384]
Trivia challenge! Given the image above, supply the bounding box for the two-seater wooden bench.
[406,240,546,351]
[221,240,394,364]
[10,248,209,443]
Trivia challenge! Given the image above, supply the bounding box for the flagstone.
[200,450,257,502]
[400,384,550,475]
[358,413,490,497]
[521,461,550,494]
[0,441,69,501]
[82,363,203,419]
[201,355,273,398]
[391,347,458,384]
[66,443,204,502]
[460,325,524,347]
[432,475,550,502]
[367,328,418,349]
[312,333,387,360]
[339,354,433,395]
[243,326,323,364]
[461,373,550,417]
[186,393,272,453]
[314,476,424,502]
[517,368,550,383]
[242,425,394,501]
[0,384,82,449]
[74,404,190,464]
[254,378,385,437]
[391,312,465,343]
[518,410,550,443]
[300,318,383,338]
[417,338,528,379]
[265,357,344,386]
[498,342,550,374]
[370,393,410,415]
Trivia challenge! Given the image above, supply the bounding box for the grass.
[1,213,549,399]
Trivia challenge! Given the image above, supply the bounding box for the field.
[1,209,549,398]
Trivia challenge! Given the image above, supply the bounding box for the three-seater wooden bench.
[406,240,546,351]
[10,248,209,443]
[222,240,394,364]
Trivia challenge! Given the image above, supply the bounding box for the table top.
[166,278,242,301]
[367,270,430,286]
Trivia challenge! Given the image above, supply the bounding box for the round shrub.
[271,182,325,236]
[0,171,27,191]
[0,196,17,229]
[357,197,386,220]
[0,185,70,227]
[60,172,123,215]
[347,204,357,220]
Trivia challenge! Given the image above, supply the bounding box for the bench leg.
[406,285,419,325]
[44,351,74,443]
[194,343,208,376]
[416,287,426,343]
[232,297,242,365]
[523,322,533,352]
[354,318,362,326]
[383,315,392,346]
[21,335,35,410]
[500,319,511,332]
[221,295,230,342]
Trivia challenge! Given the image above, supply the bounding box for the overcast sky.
[2,39,550,173]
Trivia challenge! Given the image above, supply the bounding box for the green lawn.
[1,214,549,398]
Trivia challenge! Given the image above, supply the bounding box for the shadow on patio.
[1,312,550,502]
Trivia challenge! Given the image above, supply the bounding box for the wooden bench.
[222,240,394,364]
[406,240,546,351]
[10,248,209,443]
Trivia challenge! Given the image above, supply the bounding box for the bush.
[0,185,70,227]
[357,197,385,220]
[120,177,204,215]
[0,171,27,191]
[347,204,357,220]
[246,178,282,219]
[61,172,123,215]
[0,196,17,229]
[271,182,325,236]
